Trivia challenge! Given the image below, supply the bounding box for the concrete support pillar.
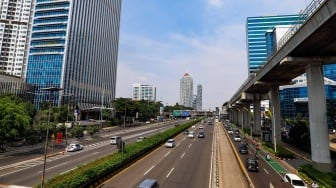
[238,109,243,127]
[253,97,261,136]
[306,63,331,172]
[270,86,282,146]
[242,106,251,134]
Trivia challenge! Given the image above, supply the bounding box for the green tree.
[86,125,99,137]
[70,125,84,138]
[0,94,33,150]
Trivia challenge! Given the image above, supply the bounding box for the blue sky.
[116,0,309,110]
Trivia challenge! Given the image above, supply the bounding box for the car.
[66,143,83,152]
[137,136,146,142]
[283,173,307,188]
[165,139,175,148]
[233,135,241,142]
[183,130,189,135]
[227,128,234,134]
[187,131,195,138]
[245,157,259,171]
[234,129,240,135]
[238,144,248,154]
[137,178,159,188]
[199,125,204,129]
[110,136,122,145]
[198,131,205,138]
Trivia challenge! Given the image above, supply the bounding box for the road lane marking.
[144,165,155,175]
[166,167,175,178]
[180,152,185,158]
[164,151,171,158]
[60,167,78,175]
[263,168,269,174]
[188,144,192,148]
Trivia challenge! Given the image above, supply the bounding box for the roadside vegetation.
[0,94,192,151]
[40,119,201,188]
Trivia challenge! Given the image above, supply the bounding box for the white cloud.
[208,0,223,7]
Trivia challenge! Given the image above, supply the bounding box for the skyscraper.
[0,0,34,77]
[246,15,304,75]
[180,73,193,108]
[132,83,156,102]
[196,84,202,111]
[25,0,121,109]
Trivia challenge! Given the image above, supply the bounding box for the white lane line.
[264,168,269,174]
[164,151,171,158]
[188,144,192,148]
[144,165,155,175]
[180,152,185,159]
[38,162,69,173]
[166,167,175,178]
[60,167,78,175]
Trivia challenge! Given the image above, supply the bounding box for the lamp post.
[40,87,63,188]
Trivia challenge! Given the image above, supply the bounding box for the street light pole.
[40,87,63,188]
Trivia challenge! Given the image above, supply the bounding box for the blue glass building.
[246,15,305,75]
[280,76,336,128]
[25,0,121,109]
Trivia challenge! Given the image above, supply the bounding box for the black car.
[245,157,259,171]
[198,131,205,138]
[183,130,189,135]
[238,144,248,154]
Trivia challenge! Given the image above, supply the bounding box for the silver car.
[66,143,83,152]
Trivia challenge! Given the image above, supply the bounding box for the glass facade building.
[246,15,305,75]
[280,75,336,128]
[25,0,121,109]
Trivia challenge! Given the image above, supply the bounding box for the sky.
[116,0,310,110]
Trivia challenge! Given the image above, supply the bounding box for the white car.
[137,136,146,142]
[66,143,83,152]
[187,131,195,138]
[233,135,241,142]
[227,129,234,134]
[283,173,307,188]
[165,139,175,148]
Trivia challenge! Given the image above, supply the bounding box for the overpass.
[225,0,336,172]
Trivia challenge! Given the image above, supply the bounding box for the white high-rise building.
[132,83,156,102]
[180,73,193,108]
[0,0,34,77]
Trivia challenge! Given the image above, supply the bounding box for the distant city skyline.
[116,0,308,110]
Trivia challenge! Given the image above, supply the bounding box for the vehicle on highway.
[137,136,146,142]
[183,130,189,135]
[238,144,248,154]
[245,157,259,171]
[110,136,122,145]
[187,131,195,138]
[233,135,241,142]
[66,143,83,152]
[227,128,234,134]
[283,173,307,188]
[165,139,175,148]
[137,178,159,188]
[198,131,205,138]
[234,129,240,135]
[199,125,204,129]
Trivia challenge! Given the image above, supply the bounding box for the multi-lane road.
[0,119,295,188]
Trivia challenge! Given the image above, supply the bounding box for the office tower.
[132,83,156,102]
[196,84,202,111]
[0,0,34,77]
[25,0,121,109]
[246,14,304,75]
[280,75,336,128]
[180,73,193,108]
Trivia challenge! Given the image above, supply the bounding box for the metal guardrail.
[277,0,326,51]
